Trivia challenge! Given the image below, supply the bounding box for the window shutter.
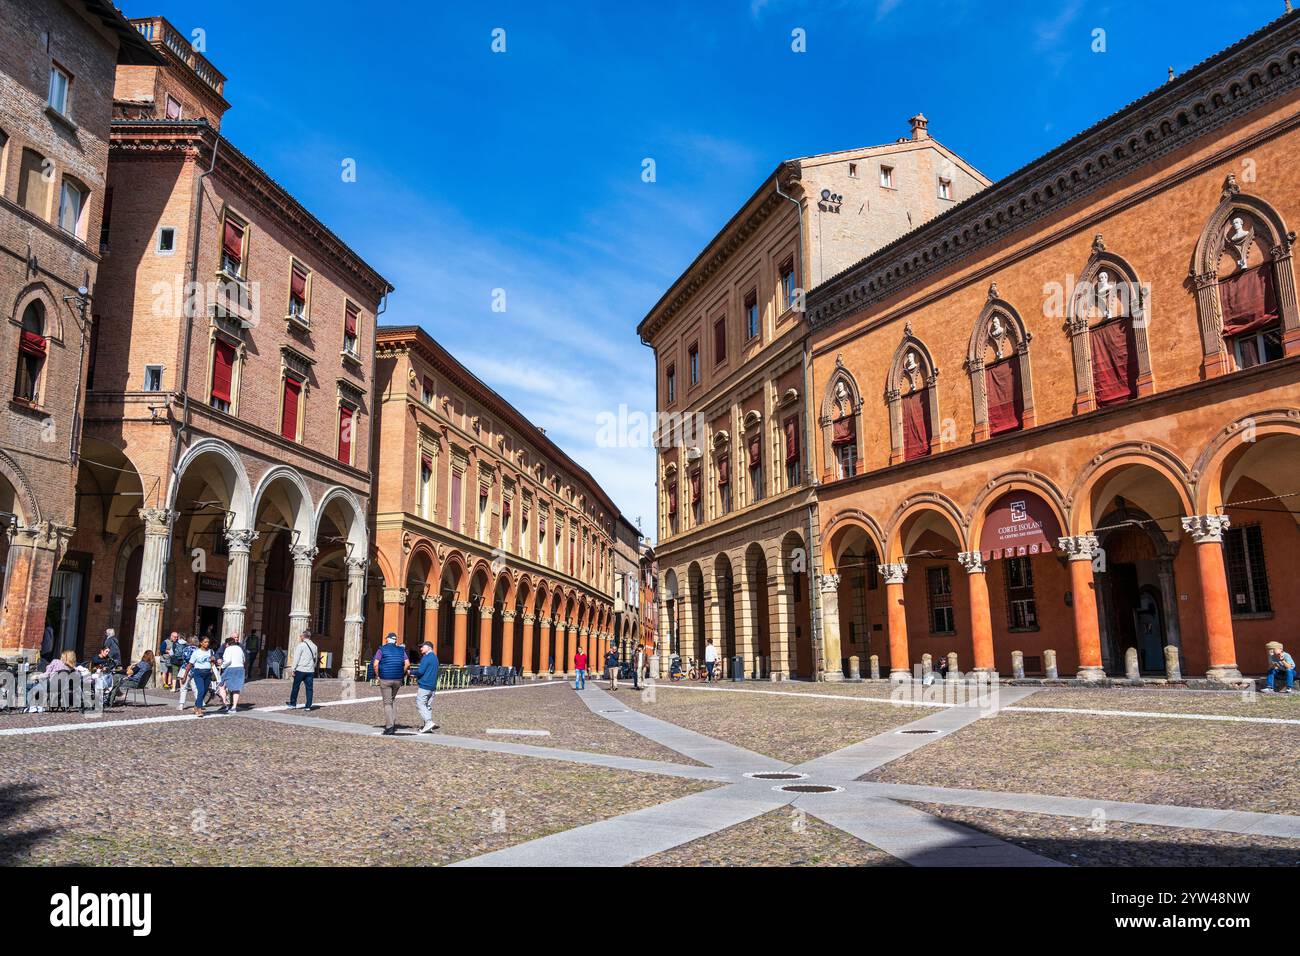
[747,433,762,468]
[784,416,799,462]
[337,405,353,462]
[211,340,236,403]
[1089,318,1138,407]
[902,390,932,461]
[281,376,301,440]
[222,218,244,263]
[984,359,1024,434]
[345,305,358,337]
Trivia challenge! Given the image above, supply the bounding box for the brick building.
[611,513,641,663]
[63,14,390,670]
[640,120,987,680]
[0,0,158,659]
[807,11,1300,680]
[369,326,622,677]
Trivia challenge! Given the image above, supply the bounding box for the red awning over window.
[747,433,761,467]
[420,451,433,471]
[290,263,308,302]
[222,218,244,263]
[690,470,701,503]
[211,340,236,403]
[985,359,1024,435]
[1090,318,1138,407]
[281,376,301,440]
[902,390,931,461]
[1219,265,1280,336]
[345,305,358,337]
[667,483,678,515]
[337,405,353,462]
[19,331,47,357]
[784,416,799,462]
[831,415,855,446]
[717,455,730,487]
[503,499,511,521]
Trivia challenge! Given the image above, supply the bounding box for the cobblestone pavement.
[1017,686,1300,718]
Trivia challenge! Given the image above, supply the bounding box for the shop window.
[1223,524,1272,615]
[1004,556,1037,630]
[927,566,954,634]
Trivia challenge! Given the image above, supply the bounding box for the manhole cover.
[775,784,843,794]
[899,729,940,735]
[745,771,807,781]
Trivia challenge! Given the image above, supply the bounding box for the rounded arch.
[966,471,1069,547]
[884,493,967,562]
[404,539,440,590]
[11,281,63,344]
[315,485,368,553]
[1069,442,1195,534]
[168,438,253,529]
[0,448,41,526]
[823,510,886,571]
[1193,409,1300,516]
[439,549,469,599]
[251,465,314,542]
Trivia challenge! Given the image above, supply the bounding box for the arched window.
[967,285,1034,439]
[885,324,940,464]
[14,300,47,403]
[1066,235,1153,413]
[1191,176,1299,377]
[820,357,862,480]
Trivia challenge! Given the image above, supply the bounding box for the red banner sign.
[979,491,1061,561]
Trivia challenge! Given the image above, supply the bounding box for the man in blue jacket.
[373,633,410,735]
[414,641,440,733]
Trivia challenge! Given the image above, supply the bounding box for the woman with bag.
[216,636,246,714]
[185,636,216,717]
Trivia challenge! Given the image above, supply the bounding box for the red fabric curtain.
[19,331,47,357]
[211,340,235,403]
[337,405,353,462]
[717,455,730,487]
[902,390,931,461]
[281,376,301,440]
[784,416,799,462]
[345,306,358,337]
[1090,318,1138,407]
[290,264,308,302]
[831,415,856,446]
[503,498,511,521]
[985,359,1023,435]
[479,485,488,501]
[747,433,761,467]
[420,452,433,471]
[667,483,678,515]
[690,470,701,503]
[1219,265,1279,336]
[222,218,243,262]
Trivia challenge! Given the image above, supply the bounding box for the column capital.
[225,528,259,554]
[1057,533,1100,561]
[1181,514,1231,544]
[138,507,177,534]
[480,606,495,620]
[453,600,471,613]
[880,562,908,585]
[538,616,551,627]
[521,614,535,625]
[345,555,369,574]
[383,586,409,605]
[817,573,841,594]
[290,543,318,566]
[957,550,986,574]
[501,610,517,621]
[424,594,441,610]
[579,627,589,636]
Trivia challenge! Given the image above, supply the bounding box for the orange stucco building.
[806,11,1300,681]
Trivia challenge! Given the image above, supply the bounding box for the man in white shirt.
[704,638,718,681]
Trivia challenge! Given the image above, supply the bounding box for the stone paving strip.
[1005,704,1300,726]
[863,782,1300,839]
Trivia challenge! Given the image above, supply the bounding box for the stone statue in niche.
[902,350,920,391]
[834,380,850,418]
[1095,270,1114,319]
[1225,215,1253,271]
[987,313,1006,358]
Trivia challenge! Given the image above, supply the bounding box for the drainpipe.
[775,164,825,681]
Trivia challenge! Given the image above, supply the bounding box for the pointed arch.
[1189,177,1299,377]
[885,324,941,464]
[820,355,863,481]
[967,287,1035,440]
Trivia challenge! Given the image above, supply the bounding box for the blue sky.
[142,0,1281,539]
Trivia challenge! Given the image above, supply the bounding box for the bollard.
[947,652,959,677]
[921,653,932,683]
[1012,650,1025,680]
[1044,649,1059,680]
[869,654,880,680]
[1164,645,1182,682]
[848,655,861,680]
[1124,646,1140,682]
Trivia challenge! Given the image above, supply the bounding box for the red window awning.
[784,416,799,462]
[667,482,678,515]
[747,433,762,467]
[717,455,730,487]
[985,358,1024,435]
[690,470,701,503]
[831,415,856,446]
[290,263,308,303]
[1090,318,1138,407]
[211,340,236,403]
[345,305,358,337]
[902,390,931,461]
[222,218,244,263]
[281,376,301,440]
[1220,265,1280,336]
[337,405,353,462]
[19,331,47,357]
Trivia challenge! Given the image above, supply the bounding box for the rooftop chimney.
[909,113,930,141]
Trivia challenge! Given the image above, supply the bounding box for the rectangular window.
[288,261,310,320]
[848,162,858,177]
[836,441,857,479]
[281,375,302,441]
[337,404,354,464]
[221,216,246,277]
[1004,556,1037,630]
[143,365,163,391]
[745,291,759,340]
[48,65,70,115]
[666,364,676,403]
[713,318,727,364]
[880,165,894,188]
[783,415,800,488]
[18,149,50,218]
[313,580,333,636]
[450,470,463,533]
[343,303,360,356]
[157,226,176,255]
[210,340,236,412]
[927,566,954,634]
[421,375,434,404]
[165,94,182,120]
[1224,525,1272,614]
[99,187,113,253]
[58,178,86,238]
[717,455,731,515]
[938,178,952,200]
[688,344,700,385]
[780,260,797,312]
[478,486,490,541]
[419,452,433,519]
[747,432,763,503]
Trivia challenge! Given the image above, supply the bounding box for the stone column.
[478,605,495,666]
[501,610,517,668]
[817,573,844,681]
[0,521,72,659]
[734,570,756,673]
[880,563,910,681]
[342,557,367,675]
[556,624,570,675]
[958,551,996,677]
[221,529,258,642]
[286,544,316,664]
[1156,555,1183,664]
[423,594,440,651]
[381,586,408,645]
[131,508,176,665]
[766,577,790,680]
[658,601,673,678]
[451,600,470,665]
[1058,534,1105,681]
[538,616,552,675]
[1181,515,1241,680]
[520,614,535,676]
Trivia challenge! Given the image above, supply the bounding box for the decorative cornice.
[807,14,1300,331]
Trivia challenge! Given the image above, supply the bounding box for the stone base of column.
[1205,664,1243,681]
[1075,666,1106,682]
[969,668,998,683]
[822,670,845,682]
[889,668,912,683]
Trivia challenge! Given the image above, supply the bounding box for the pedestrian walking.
[605,645,620,690]
[287,631,318,709]
[185,637,215,717]
[245,630,261,680]
[633,644,646,691]
[704,638,718,681]
[174,635,196,709]
[217,636,246,714]
[373,633,410,735]
[573,647,588,690]
[414,641,440,733]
